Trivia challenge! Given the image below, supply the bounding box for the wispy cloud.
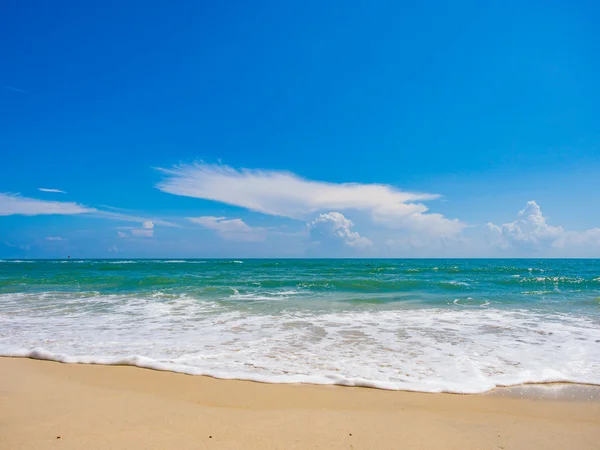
[0,193,93,216]
[3,241,31,251]
[131,221,155,237]
[131,229,154,237]
[3,86,30,94]
[46,236,66,241]
[116,220,156,238]
[158,163,464,236]
[188,216,267,242]
[39,188,67,194]
[88,210,179,228]
[1,193,178,231]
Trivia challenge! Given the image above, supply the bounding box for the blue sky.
[1,0,599,258]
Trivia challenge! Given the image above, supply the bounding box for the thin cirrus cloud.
[188,216,267,242]
[39,188,67,194]
[157,163,464,236]
[0,193,93,216]
[3,86,29,94]
[0,193,176,230]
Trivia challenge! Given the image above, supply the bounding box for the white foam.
[227,289,302,301]
[1,292,599,394]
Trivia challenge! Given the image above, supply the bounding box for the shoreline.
[5,349,600,396]
[2,357,599,449]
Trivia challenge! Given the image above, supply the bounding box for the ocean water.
[1,259,599,394]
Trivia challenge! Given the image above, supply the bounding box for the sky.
[1,0,599,258]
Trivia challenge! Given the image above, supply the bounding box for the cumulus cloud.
[0,193,93,216]
[39,188,67,194]
[188,216,266,242]
[157,163,464,236]
[486,201,600,253]
[308,212,372,249]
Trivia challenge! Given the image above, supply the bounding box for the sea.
[1,259,599,394]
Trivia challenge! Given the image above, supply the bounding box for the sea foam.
[1,291,599,394]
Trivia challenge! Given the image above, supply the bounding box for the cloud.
[3,86,29,94]
[188,216,267,242]
[0,193,93,216]
[39,188,67,194]
[157,163,464,236]
[486,201,600,253]
[131,229,154,237]
[46,236,66,241]
[308,212,372,249]
[117,231,128,238]
[88,210,178,228]
[3,241,31,251]
[127,220,155,237]
[1,193,177,234]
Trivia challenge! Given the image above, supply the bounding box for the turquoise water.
[1,259,599,393]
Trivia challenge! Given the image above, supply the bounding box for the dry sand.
[1,357,599,449]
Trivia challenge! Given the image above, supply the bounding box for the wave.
[4,347,599,395]
[1,296,599,395]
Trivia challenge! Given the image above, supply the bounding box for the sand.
[1,357,599,449]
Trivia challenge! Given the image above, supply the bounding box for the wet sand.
[1,357,599,449]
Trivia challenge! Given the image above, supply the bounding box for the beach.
[2,259,599,448]
[2,357,599,449]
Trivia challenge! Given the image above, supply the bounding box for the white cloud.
[46,236,66,241]
[117,231,128,238]
[131,229,154,237]
[188,216,266,242]
[486,201,600,253]
[157,163,464,236]
[1,193,177,235]
[39,188,67,194]
[89,210,178,228]
[126,220,156,237]
[308,212,372,249]
[0,193,93,216]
